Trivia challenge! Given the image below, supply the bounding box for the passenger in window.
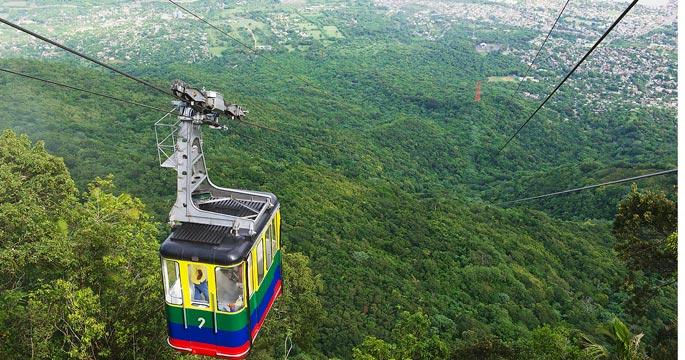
[190,264,209,303]
[229,266,243,287]
[219,296,243,312]
[217,265,244,312]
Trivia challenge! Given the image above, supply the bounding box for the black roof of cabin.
[159,197,279,266]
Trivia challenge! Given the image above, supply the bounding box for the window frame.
[162,259,183,305]
[274,212,281,254]
[187,263,211,309]
[214,264,246,313]
[265,224,273,269]
[255,237,265,286]
[247,255,255,298]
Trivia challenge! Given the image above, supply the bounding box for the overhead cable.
[496,169,677,205]
[490,0,639,161]
[168,0,253,54]
[1,65,353,154]
[233,117,356,154]
[0,17,175,98]
[167,0,370,155]
[509,0,571,102]
[0,67,175,115]
[167,1,325,95]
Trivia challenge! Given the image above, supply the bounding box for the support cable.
[0,67,175,115]
[167,0,366,124]
[166,1,369,155]
[0,66,355,154]
[233,117,357,154]
[1,11,366,157]
[509,0,571,102]
[168,1,324,95]
[489,0,639,162]
[0,17,175,98]
[496,169,677,206]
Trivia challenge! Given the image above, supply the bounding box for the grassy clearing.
[322,25,343,38]
[488,76,516,82]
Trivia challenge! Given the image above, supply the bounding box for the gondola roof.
[160,197,279,266]
[160,222,250,265]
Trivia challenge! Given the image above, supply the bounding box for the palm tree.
[581,317,649,360]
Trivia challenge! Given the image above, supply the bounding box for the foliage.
[0,1,677,358]
[611,186,677,357]
[451,335,516,360]
[251,251,326,359]
[580,317,649,360]
[352,311,448,360]
[514,325,588,360]
[613,186,677,278]
[28,280,106,359]
[0,130,175,359]
[0,129,77,291]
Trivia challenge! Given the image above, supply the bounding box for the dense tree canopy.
[0,130,331,359]
[613,186,677,279]
[0,1,676,357]
[0,130,171,359]
[611,186,677,358]
[0,54,676,358]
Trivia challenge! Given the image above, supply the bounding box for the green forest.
[0,0,677,359]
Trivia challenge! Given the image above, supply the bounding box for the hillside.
[0,0,677,359]
[0,0,676,221]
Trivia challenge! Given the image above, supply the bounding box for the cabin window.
[256,238,265,285]
[163,259,182,305]
[189,264,209,306]
[265,225,273,269]
[272,217,279,256]
[215,265,244,312]
[247,255,255,298]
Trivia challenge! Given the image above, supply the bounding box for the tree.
[515,325,587,360]
[352,311,448,360]
[581,317,648,360]
[67,176,167,359]
[27,280,106,359]
[392,311,449,360]
[15,176,171,360]
[451,335,515,360]
[250,251,326,359]
[612,185,677,358]
[0,130,79,357]
[612,185,677,312]
[0,131,175,359]
[0,129,77,291]
[613,185,677,278]
[352,336,396,360]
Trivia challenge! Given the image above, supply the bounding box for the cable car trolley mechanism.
[157,81,282,359]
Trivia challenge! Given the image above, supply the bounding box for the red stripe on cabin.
[251,280,283,339]
[168,337,251,359]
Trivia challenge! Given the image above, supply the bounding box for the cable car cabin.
[156,81,283,359]
[160,204,282,359]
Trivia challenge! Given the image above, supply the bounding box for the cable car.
[157,81,282,358]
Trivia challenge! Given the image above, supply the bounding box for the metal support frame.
[156,100,272,236]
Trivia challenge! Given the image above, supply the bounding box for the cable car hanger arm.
[157,81,274,235]
[171,80,247,122]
